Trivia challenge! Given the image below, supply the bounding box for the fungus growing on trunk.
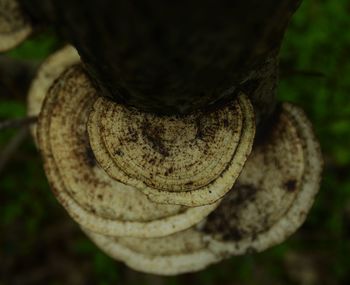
[88,90,255,206]
[29,47,220,238]
[83,102,322,275]
[0,0,31,51]
[27,46,322,275]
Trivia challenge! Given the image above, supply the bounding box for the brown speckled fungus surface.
[88,89,255,207]
[0,0,31,51]
[84,103,322,275]
[203,103,323,255]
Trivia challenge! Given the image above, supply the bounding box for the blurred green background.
[1,0,350,284]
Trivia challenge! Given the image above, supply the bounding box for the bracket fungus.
[88,90,255,206]
[0,0,31,51]
[27,45,80,145]
[30,47,220,238]
[83,103,322,275]
[25,45,322,275]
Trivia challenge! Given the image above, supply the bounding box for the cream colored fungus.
[88,93,255,206]
[37,65,219,238]
[84,103,322,275]
[27,45,80,144]
[0,0,31,51]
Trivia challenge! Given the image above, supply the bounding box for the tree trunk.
[19,0,301,124]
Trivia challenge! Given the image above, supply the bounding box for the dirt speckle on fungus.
[202,184,258,241]
[284,179,297,192]
[141,122,169,157]
[125,126,138,143]
[85,145,97,167]
[115,149,124,157]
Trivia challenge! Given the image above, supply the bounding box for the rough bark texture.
[19,0,301,121]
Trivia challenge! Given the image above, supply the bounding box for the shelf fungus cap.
[83,103,322,275]
[84,227,221,276]
[88,92,255,207]
[203,103,322,255]
[0,0,32,51]
[27,45,80,145]
[36,63,219,238]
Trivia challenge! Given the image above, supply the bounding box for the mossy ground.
[1,1,350,284]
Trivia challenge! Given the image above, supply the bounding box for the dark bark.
[19,0,301,120]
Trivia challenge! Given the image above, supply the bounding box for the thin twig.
[0,116,37,131]
[0,127,29,174]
